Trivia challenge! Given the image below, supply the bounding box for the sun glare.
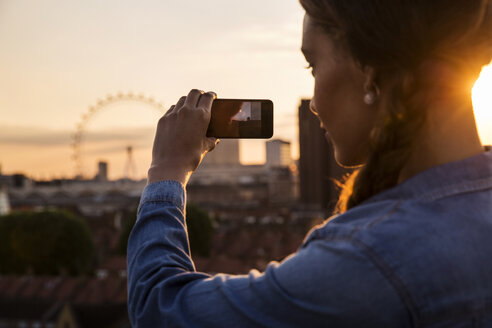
[472,62,492,145]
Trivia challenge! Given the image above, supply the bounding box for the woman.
[127,0,492,326]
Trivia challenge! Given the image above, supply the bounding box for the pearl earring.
[364,92,376,105]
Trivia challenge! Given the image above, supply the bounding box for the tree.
[0,210,94,275]
[117,203,215,257]
[116,209,137,256]
[186,203,214,257]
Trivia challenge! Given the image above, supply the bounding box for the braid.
[336,70,427,213]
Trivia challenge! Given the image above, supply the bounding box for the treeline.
[117,203,215,257]
[0,210,94,275]
[0,204,214,276]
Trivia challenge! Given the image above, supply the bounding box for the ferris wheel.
[71,92,166,179]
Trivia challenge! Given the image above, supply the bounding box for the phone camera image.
[207,99,273,139]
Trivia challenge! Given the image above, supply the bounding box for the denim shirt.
[127,150,492,328]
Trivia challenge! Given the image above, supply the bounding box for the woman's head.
[301,14,380,166]
[301,1,491,74]
[299,0,492,212]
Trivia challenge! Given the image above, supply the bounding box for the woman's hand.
[147,89,219,186]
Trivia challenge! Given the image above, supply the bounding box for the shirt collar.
[365,149,492,204]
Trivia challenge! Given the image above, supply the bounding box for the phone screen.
[206,99,273,139]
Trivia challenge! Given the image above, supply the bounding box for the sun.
[472,62,492,146]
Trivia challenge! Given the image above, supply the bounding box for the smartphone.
[207,99,273,138]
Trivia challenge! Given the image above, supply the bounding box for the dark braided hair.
[299,0,492,213]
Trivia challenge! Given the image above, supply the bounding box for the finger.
[183,89,204,108]
[175,96,187,110]
[197,91,217,113]
[206,138,220,152]
[164,105,175,116]
[205,91,217,100]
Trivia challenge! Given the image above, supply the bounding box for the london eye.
[71,92,165,179]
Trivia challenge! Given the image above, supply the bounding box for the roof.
[0,274,127,307]
[0,275,129,325]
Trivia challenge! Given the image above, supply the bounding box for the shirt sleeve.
[127,181,412,328]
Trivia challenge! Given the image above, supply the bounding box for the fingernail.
[207,91,217,99]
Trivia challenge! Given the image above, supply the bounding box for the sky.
[0,0,312,180]
[0,0,491,180]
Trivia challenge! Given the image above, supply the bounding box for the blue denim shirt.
[127,150,492,327]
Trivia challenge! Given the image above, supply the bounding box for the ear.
[362,66,380,96]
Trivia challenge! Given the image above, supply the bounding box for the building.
[298,99,351,214]
[0,275,129,328]
[201,139,240,166]
[7,178,146,215]
[266,139,292,168]
[189,139,298,210]
[0,187,10,215]
[95,161,108,182]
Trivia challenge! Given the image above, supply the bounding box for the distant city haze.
[1,1,491,180]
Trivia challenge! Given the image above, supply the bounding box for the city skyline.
[1,1,491,180]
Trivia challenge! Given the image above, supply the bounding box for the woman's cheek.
[312,82,323,113]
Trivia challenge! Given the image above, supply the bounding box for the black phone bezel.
[207,98,273,139]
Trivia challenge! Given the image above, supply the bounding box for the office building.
[95,161,108,182]
[201,139,240,166]
[266,139,292,168]
[298,99,350,213]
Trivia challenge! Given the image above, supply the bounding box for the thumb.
[206,138,220,153]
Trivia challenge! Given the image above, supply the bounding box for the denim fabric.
[127,150,492,327]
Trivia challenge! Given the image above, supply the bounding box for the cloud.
[83,143,149,156]
[0,125,71,146]
[80,127,155,143]
[0,124,155,147]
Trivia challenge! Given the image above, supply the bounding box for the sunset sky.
[0,1,491,180]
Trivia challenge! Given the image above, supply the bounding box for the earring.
[364,92,376,105]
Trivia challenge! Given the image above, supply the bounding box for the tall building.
[201,139,240,166]
[298,99,350,213]
[96,161,108,181]
[266,139,292,168]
